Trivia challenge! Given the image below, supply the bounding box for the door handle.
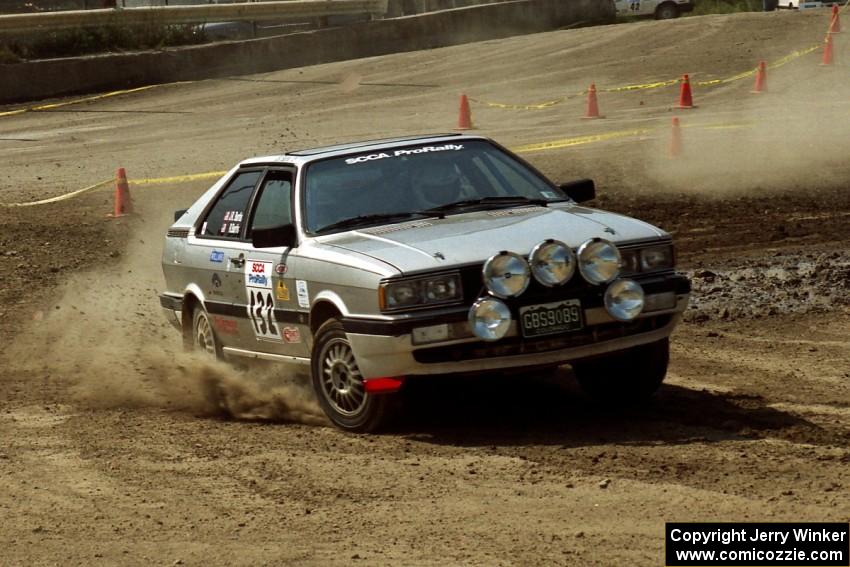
[230,254,245,267]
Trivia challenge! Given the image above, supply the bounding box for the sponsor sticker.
[344,144,464,165]
[282,326,301,344]
[296,280,309,309]
[275,263,287,275]
[209,250,224,263]
[276,280,290,301]
[213,317,238,335]
[245,261,273,289]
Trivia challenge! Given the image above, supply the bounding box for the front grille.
[412,315,672,364]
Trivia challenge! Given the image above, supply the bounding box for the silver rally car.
[160,134,690,431]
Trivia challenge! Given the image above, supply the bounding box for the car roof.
[239,133,489,167]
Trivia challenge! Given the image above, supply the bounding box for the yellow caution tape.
[470,41,822,111]
[0,85,162,118]
[133,171,227,186]
[0,179,113,207]
[467,95,575,110]
[602,79,679,93]
[512,128,652,153]
[0,170,226,207]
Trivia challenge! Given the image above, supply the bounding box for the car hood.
[317,204,667,274]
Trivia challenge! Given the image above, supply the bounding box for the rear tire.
[311,319,393,432]
[573,338,670,404]
[655,4,679,19]
[192,307,228,412]
[192,308,223,359]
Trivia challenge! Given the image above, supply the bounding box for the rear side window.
[249,171,293,234]
[199,170,262,238]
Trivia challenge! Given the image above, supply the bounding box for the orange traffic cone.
[457,94,473,130]
[830,4,841,33]
[582,83,604,119]
[669,117,683,159]
[677,74,696,109]
[110,167,133,217]
[751,61,767,94]
[822,33,835,65]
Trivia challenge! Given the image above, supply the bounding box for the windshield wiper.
[421,196,561,214]
[316,212,433,233]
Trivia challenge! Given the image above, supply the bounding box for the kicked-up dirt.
[1,9,849,566]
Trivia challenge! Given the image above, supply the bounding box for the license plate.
[519,299,583,338]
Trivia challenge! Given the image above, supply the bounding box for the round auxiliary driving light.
[577,238,622,285]
[469,297,512,341]
[529,239,575,287]
[604,279,645,322]
[483,251,531,298]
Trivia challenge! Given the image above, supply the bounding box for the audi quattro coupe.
[160,134,691,432]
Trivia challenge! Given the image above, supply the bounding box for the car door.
[240,167,309,358]
[190,168,264,350]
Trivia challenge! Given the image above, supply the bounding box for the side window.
[250,171,293,233]
[199,170,262,238]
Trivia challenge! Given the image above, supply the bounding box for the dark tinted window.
[304,140,557,233]
[199,171,262,239]
[250,171,292,233]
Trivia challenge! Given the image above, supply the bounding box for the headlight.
[577,238,621,285]
[380,273,462,311]
[483,251,530,298]
[640,245,674,271]
[604,279,645,322]
[529,239,575,287]
[468,297,511,341]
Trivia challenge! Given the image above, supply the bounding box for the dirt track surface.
[2,10,849,566]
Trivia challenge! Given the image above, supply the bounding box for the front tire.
[311,319,393,432]
[573,338,670,404]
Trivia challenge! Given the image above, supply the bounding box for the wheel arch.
[310,300,344,335]
[181,289,204,349]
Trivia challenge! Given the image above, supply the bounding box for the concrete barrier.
[0,0,614,104]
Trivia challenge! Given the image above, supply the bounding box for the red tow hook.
[363,377,405,394]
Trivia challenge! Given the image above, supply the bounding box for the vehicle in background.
[613,0,695,19]
[781,1,841,9]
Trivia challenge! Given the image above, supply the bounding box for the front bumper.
[346,274,690,379]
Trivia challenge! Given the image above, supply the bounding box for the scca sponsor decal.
[245,260,272,289]
[344,144,464,165]
[245,260,279,341]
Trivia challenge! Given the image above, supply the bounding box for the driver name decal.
[345,144,464,165]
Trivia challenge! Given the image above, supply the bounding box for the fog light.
[468,297,511,341]
[577,238,621,285]
[483,251,530,298]
[604,279,645,322]
[529,239,575,287]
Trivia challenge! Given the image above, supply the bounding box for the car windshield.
[304,140,565,234]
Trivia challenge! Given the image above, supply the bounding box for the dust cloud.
[5,208,326,427]
[643,60,850,196]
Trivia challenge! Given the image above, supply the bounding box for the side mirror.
[559,179,596,203]
[174,209,188,222]
[252,223,297,248]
